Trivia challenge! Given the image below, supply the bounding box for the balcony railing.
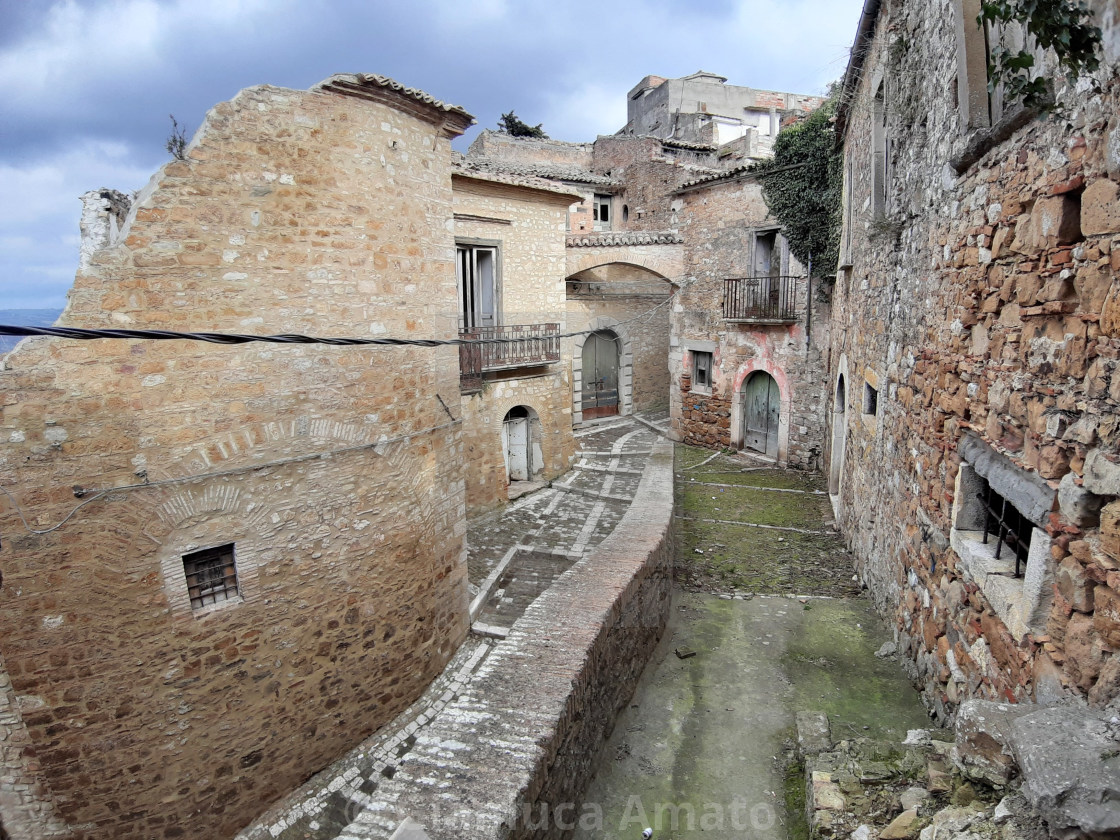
[459,323,561,391]
[723,275,800,323]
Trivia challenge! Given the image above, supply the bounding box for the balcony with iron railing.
[459,323,561,392]
[723,275,801,324]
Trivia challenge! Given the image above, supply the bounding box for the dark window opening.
[622,204,629,223]
[692,351,713,391]
[863,382,878,416]
[977,482,1031,577]
[754,230,779,278]
[184,543,239,610]
[593,195,611,231]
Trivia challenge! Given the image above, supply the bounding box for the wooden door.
[506,417,529,481]
[743,372,779,457]
[581,331,619,419]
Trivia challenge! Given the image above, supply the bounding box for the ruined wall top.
[621,70,826,147]
[466,130,594,169]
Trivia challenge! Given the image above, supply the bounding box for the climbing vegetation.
[755,98,842,280]
[980,0,1102,110]
[497,111,548,139]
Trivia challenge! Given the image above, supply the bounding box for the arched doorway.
[581,331,620,419]
[829,374,847,495]
[741,371,780,458]
[502,406,543,483]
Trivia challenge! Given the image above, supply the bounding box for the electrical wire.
[0,296,677,538]
[0,295,675,349]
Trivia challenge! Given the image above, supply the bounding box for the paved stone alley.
[238,416,665,840]
[241,434,933,840]
[574,446,931,839]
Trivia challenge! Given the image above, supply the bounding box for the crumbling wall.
[831,0,1120,719]
[466,131,593,170]
[0,78,472,839]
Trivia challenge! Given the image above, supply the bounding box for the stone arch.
[829,354,850,499]
[501,404,544,483]
[145,438,431,620]
[573,317,633,424]
[730,358,792,466]
[565,245,684,282]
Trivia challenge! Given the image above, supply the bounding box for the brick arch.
[573,317,633,424]
[144,438,432,618]
[730,359,793,466]
[566,245,684,282]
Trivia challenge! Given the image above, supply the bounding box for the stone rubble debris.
[797,697,1120,840]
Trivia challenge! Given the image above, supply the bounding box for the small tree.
[498,110,548,139]
[165,114,189,161]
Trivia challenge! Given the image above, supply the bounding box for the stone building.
[0,75,474,840]
[670,167,829,468]
[622,70,824,154]
[829,0,1120,717]
[464,73,827,430]
[463,131,687,420]
[450,165,580,510]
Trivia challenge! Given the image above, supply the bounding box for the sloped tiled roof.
[314,74,475,133]
[566,231,683,247]
[451,159,583,200]
[674,163,762,192]
[457,155,615,187]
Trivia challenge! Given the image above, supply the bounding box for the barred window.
[183,544,239,610]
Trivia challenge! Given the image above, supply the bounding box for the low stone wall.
[346,438,675,839]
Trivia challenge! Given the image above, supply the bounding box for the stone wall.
[589,136,715,232]
[340,438,675,839]
[459,374,575,510]
[0,653,69,840]
[566,262,674,414]
[671,176,830,469]
[830,0,1120,719]
[466,131,594,171]
[0,77,472,839]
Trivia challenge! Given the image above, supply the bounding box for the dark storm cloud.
[0,0,863,310]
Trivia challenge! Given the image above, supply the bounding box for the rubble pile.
[798,699,1120,840]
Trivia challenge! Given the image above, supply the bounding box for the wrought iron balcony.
[459,323,561,391]
[723,275,800,323]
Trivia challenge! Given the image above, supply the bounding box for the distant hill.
[0,309,64,354]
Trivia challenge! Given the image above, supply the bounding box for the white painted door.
[506,418,529,481]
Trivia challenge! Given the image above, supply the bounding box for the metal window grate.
[977,484,1031,578]
[183,544,239,609]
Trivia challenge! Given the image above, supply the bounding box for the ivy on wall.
[755,99,842,279]
[980,0,1102,110]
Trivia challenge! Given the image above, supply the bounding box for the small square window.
[183,544,239,610]
[692,351,713,392]
[863,382,878,416]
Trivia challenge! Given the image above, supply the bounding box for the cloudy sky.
[0,0,864,311]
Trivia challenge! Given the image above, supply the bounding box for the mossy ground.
[675,444,861,597]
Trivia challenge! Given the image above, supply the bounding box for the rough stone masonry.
[0,76,473,840]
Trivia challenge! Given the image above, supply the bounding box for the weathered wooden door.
[581,331,619,419]
[743,372,779,457]
[505,417,529,481]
